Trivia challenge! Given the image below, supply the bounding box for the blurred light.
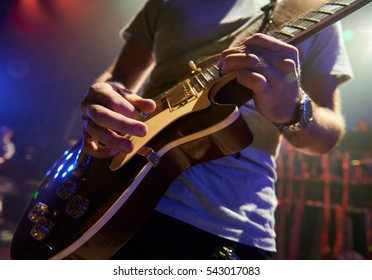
[342,28,355,43]
[67,164,74,172]
[11,0,46,31]
[57,164,64,172]
[355,19,372,62]
[7,59,29,79]
[66,152,73,160]
[25,154,33,160]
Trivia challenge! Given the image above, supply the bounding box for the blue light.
[67,164,75,172]
[66,152,73,160]
[57,164,64,172]
[76,150,82,161]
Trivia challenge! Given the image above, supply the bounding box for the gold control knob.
[28,202,49,223]
[30,219,54,241]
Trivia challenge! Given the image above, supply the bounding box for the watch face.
[302,97,313,123]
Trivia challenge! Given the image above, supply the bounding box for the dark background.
[0,0,147,180]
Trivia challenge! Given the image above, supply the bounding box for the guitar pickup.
[137,147,160,166]
[165,80,198,111]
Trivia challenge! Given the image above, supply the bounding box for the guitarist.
[80,0,353,259]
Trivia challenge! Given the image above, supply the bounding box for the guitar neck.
[268,0,371,45]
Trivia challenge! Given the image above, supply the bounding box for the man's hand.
[80,82,156,158]
[218,33,302,125]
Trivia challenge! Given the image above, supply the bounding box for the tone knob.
[65,195,89,219]
[56,179,79,200]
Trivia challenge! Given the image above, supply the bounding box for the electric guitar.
[11,0,371,259]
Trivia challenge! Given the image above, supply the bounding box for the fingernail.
[119,142,133,153]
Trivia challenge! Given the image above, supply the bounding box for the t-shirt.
[122,0,353,252]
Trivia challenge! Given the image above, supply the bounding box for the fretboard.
[268,0,371,45]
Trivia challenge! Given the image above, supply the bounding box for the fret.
[194,75,207,89]
[316,10,336,15]
[310,11,329,20]
[329,1,349,5]
[271,33,291,41]
[290,18,315,28]
[298,17,320,24]
[322,3,349,13]
[190,65,221,93]
[191,78,203,92]
[280,25,305,36]
[201,71,216,84]
[155,95,169,112]
[274,30,295,38]
[206,68,217,78]
[286,24,307,31]
[331,0,354,5]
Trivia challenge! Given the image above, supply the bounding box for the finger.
[240,33,295,53]
[86,83,141,119]
[123,93,157,115]
[82,136,120,159]
[84,103,147,137]
[216,46,246,69]
[281,58,301,84]
[240,33,299,66]
[82,117,134,153]
[220,52,269,74]
[109,83,156,115]
[219,52,277,93]
[236,69,269,93]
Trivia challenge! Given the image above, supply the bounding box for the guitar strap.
[258,0,278,33]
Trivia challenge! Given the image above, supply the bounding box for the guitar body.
[10,80,254,259]
[11,0,371,260]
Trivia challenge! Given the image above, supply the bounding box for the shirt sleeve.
[298,22,354,85]
[119,0,164,52]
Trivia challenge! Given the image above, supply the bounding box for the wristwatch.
[274,92,313,133]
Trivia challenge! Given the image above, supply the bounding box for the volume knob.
[30,219,54,241]
[28,202,49,223]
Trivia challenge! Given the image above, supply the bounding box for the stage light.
[342,28,355,43]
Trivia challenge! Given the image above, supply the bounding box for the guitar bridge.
[137,146,160,166]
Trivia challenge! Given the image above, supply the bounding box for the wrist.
[273,91,313,133]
